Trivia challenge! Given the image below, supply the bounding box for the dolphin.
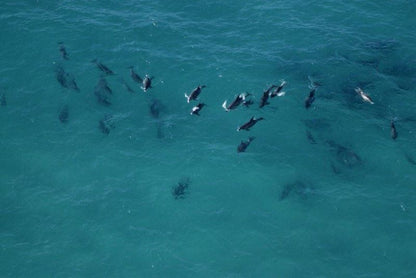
[58,42,68,60]
[185,85,206,103]
[92,59,114,75]
[305,88,316,109]
[190,103,205,116]
[355,87,374,104]
[237,116,264,131]
[237,137,255,152]
[129,66,143,84]
[270,80,286,98]
[142,75,153,92]
[391,120,398,140]
[222,92,251,112]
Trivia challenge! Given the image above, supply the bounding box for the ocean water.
[1,0,415,277]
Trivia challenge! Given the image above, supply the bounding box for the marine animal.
[222,92,251,112]
[129,67,142,84]
[391,120,398,140]
[305,88,316,109]
[58,105,69,123]
[141,75,153,92]
[55,65,79,91]
[185,85,206,103]
[190,103,205,116]
[306,130,317,144]
[355,87,374,104]
[99,114,115,135]
[237,116,264,131]
[259,85,276,108]
[270,80,286,98]
[172,178,190,199]
[92,59,114,75]
[121,78,135,93]
[149,99,164,118]
[94,77,112,105]
[58,42,68,60]
[237,137,255,153]
[259,91,270,108]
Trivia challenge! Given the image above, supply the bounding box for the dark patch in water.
[279,180,314,201]
[58,42,68,60]
[156,123,164,139]
[121,78,135,93]
[94,77,112,106]
[99,114,115,135]
[58,105,69,123]
[404,153,416,166]
[0,93,6,106]
[356,56,380,68]
[92,59,114,75]
[149,99,164,119]
[55,64,79,91]
[363,39,400,54]
[172,177,190,199]
[303,118,331,130]
[306,130,317,144]
[330,162,341,175]
[379,61,416,78]
[327,140,362,168]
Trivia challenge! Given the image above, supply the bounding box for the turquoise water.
[1,1,416,277]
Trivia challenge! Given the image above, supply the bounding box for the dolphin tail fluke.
[248,136,255,142]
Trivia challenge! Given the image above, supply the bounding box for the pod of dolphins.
[53,42,401,152]
[0,41,411,201]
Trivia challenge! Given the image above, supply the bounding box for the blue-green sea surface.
[1,1,415,277]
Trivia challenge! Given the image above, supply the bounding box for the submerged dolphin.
[237,137,255,153]
[92,59,114,75]
[305,88,316,109]
[237,116,264,131]
[58,42,68,60]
